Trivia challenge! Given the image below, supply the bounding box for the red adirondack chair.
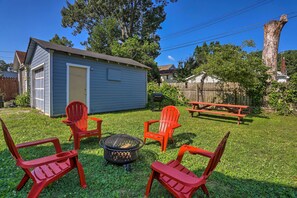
[0,118,87,198]
[145,132,230,198]
[62,101,103,150]
[144,106,181,152]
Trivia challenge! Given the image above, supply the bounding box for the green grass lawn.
[0,107,296,197]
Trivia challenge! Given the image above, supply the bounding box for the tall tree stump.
[262,14,288,81]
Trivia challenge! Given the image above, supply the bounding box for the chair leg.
[145,170,156,197]
[68,134,73,141]
[75,158,87,188]
[16,174,30,191]
[143,137,146,144]
[163,137,169,152]
[201,184,209,196]
[27,183,45,198]
[74,136,80,150]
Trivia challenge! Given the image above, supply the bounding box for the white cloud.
[167,55,175,61]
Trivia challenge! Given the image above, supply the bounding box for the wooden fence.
[168,82,257,106]
[0,77,19,101]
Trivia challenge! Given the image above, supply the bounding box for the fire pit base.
[99,134,144,172]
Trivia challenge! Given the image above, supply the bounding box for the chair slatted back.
[203,132,230,179]
[0,118,21,160]
[66,101,88,131]
[159,106,180,135]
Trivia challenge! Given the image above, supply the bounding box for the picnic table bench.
[187,101,249,125]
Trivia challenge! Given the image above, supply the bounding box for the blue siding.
[30,45,50,115]
[52,52,147,116]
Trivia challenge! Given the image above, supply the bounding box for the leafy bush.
[268,74,297,115]
[15,92,30,107]
[147,82,188,108]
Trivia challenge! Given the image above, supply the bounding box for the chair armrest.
[17,150,78,169]
[177,145,213,162]
[16,137,62,153]
[170,123,181,129]
[151,161,204,187]
[62,119,75,126]
[88,117,103,122]
[145,120,159,125]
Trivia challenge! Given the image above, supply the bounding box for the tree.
[278,50,297,76]
[0,60,13,72]
[49,34,74,47]
[61,0,176,81]
[262,14,288,81]
[193,42,268,105]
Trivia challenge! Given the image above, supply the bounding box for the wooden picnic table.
[187,101,249,125]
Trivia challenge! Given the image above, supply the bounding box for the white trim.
[35,88,44,90]
[35,77,44,80]
[31,63,45,70]
[49,50,53,117]
[66,63,90,113]
[35,98,44,101]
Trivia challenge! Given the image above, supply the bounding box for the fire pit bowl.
[99,134,144,170]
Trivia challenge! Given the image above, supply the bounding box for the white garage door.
[34,68,44,111]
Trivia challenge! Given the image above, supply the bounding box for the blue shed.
[24,38,149,117]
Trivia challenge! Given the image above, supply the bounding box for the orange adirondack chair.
[145,132,230,198]
[0,118,87,198]
[62,101,103,150]
[143,106,181,152]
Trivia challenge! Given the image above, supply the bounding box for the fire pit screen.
[99,134,144,171]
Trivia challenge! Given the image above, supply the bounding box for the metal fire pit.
[99,134,144,171]
[151,93,164,111]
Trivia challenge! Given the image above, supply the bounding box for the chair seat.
[32,159,71,183]
[144,131,164,140]
[77,129,99,137]
[159,160,198,196]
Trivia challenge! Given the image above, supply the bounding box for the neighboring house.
[13,50,28,94]
[158,64,176,83]
[276,57,289,83]
[24,37,150,117]
[0,71,18,78]
[185,73,219,83]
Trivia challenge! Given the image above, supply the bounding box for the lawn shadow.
[169,132,197,149]
[191,114,253,125]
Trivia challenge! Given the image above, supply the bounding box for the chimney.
[281,57,286,75]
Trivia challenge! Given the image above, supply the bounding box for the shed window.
[108,69,122,81]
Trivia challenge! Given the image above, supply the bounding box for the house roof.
[158,64,175,71]
[25,38,150,70]
[16,51,26,64]
[0,71,17,78]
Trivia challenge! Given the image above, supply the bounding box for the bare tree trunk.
[262,14,288,81]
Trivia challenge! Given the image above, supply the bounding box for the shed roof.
[25,38,150,70]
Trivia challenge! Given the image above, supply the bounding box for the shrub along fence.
[166,82,259,106]
[0,77,19,101]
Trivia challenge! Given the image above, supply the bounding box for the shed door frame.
[66,63,90,113]
[31,63,45,112]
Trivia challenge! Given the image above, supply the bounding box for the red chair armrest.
[145,120,159,125]
[170,123,181,129]
[151,161,204,187]
[18,150,78,169]
[177,145,214,162]
[62,119,75,126]
[16,137,62,153]
[88,117,103,122]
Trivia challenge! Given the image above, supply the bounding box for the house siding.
[30,45,50,114]
[52,52,147,116]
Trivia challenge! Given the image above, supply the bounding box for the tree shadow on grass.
[191,114,253,125]
[147,168,297,197]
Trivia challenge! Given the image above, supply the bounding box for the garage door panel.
[34,68,44,111]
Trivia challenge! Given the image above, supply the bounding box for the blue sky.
[0,0,296,66]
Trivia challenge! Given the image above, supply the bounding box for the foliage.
[15,92,30,107]
[278,50,297,76]
[61,0,176,81]
[0,59,13,72]
[175,57,197,82]
[268,74,297,115]
[49,34,74,47]
[147,82,188,107]
[192,42,268,106]
[0,108,297,197]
